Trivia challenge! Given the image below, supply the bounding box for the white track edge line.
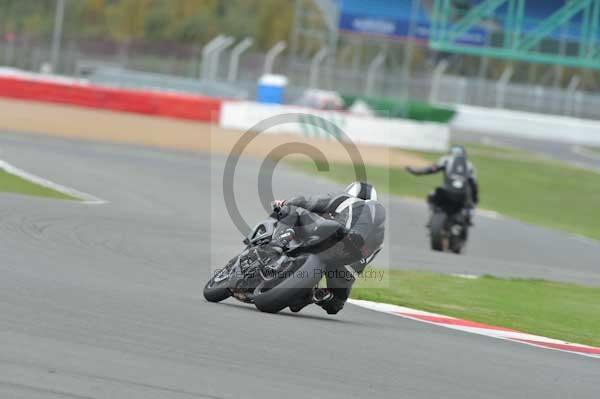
[0,159,107,205]
[572,145,600,162]
[348,299,600,359]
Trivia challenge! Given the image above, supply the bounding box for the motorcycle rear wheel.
[253,254,323,314]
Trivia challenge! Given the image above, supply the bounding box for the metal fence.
[2,36,600,120]
[434,76,588,118]
[82,65,248,100]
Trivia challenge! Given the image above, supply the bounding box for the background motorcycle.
[428,184,469,254]
[203,206,345,313]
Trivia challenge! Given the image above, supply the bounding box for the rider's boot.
[288,288,333,313]
[464,208,474,226]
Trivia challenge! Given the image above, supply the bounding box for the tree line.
[0,0,293,50]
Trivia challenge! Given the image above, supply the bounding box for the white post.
[365,51,386,96]
[309,47,329,88]
[495,66,513,108]
[573,92,583,118]
[228,37,254,82]
[208,36,234,81]
[534,86,544,112]
[201,35,227,80]
[429,59,449,103]
[564,75,580,115]
[50,0,66,73]
[457,77,468,104]
[263,41,287,75]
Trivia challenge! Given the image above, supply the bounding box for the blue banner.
[337,0,595,45]
[338,0,488,45]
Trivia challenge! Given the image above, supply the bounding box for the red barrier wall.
[0,76,222,123]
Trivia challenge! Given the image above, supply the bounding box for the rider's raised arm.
[408,163,443,175]
[407,156,446,176]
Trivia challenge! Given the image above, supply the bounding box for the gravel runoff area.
[0,98,430,169]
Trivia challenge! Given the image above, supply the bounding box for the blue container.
[257,74,288,104]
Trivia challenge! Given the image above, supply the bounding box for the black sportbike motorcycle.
[203,206,346,313]
[428,185,470,254]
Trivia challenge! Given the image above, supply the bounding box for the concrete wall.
[220,101,450,152]
[452,105,600,146]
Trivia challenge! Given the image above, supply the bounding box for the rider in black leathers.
[271,182,385,314]
[406,145,479,224]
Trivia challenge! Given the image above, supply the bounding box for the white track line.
[476,209,502,220]
[572,145,600,161]
[349,299,600,359]
[0,159,107,205]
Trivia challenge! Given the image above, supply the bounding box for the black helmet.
[345,181,378,200]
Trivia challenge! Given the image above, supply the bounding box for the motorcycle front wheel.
[203,257,237,303]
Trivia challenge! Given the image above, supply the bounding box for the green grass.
[290,143,600,240]
[293,145,600,345]
[0,170,77,200]
[351,268,600,347]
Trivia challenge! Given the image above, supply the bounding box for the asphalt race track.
[0,132,598,398]
[454,130,600,172]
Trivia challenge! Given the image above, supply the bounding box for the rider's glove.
[271,200,286,212]
[343,230,365,257]
[271,200,290,219]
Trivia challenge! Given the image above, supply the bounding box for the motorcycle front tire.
[203,258,237,303]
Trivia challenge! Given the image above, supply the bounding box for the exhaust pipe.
[312,288,333,304]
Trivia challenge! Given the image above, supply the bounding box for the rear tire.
[254,254,323,314]
[430,212,446,251]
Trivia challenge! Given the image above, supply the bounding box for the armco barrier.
[0,76,221,123]
[220,101,450,152]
